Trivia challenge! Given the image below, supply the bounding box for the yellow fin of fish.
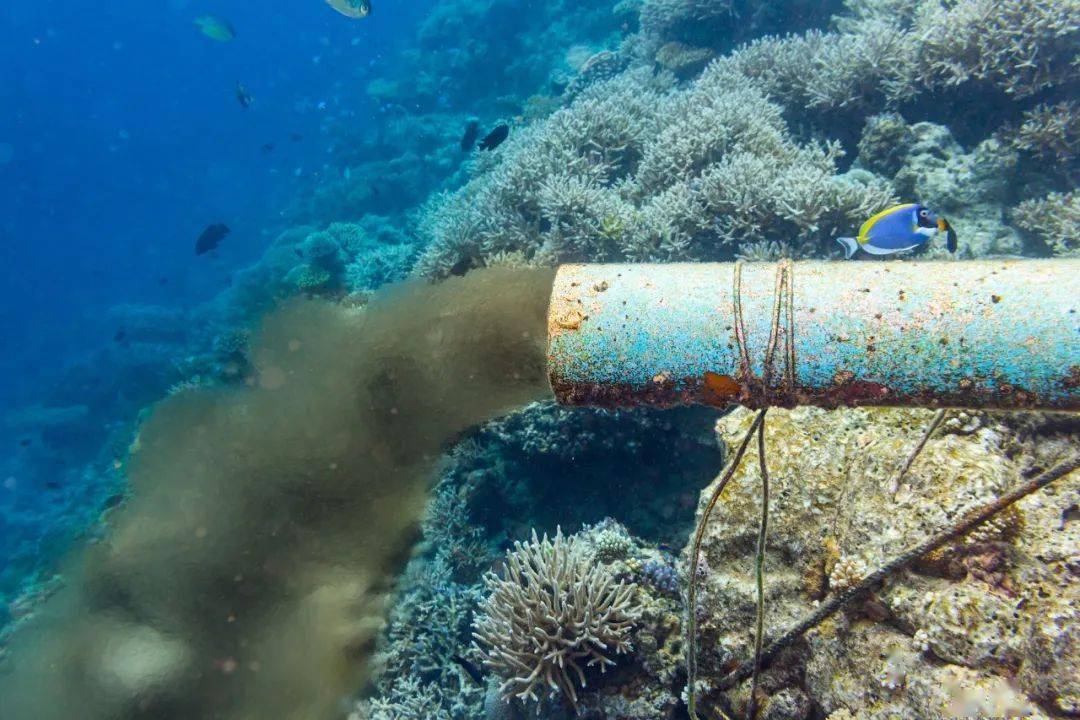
[857,203,915,243]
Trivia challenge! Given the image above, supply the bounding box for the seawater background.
[0,0,431,616]
[0,0,426,394]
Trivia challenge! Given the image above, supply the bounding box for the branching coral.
[415,63,893,273]
[414,69,673,276]
[718,0,1080,113]
[351,676,453,720]
[472,528,640,708]
[911,0,1080,98]
[1010,191,1080,257]
[1010,101,1080,165]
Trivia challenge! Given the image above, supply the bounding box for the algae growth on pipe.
[0,268,555,720]
[547,260,1080,411]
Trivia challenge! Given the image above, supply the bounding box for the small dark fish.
[236,82,253,109]
[45,481,61,491]
[290,132,303,142]
[195,223,230,255]
[451,655,485,686]
[460,119,480,151]
[261,142,275,155]
[158,276,169,286]
[478,123,509,151]
[103,492,126,509]
[19,437,32,448]
[114,329,127,343]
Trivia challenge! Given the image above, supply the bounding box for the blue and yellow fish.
[837,203,956,259]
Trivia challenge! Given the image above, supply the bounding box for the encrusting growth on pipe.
[547,260,1080,412]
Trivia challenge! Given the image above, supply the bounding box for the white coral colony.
[472,528,640,709]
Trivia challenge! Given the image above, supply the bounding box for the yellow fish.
[326,0,371,19]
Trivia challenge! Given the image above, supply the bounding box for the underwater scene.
[1,0,1079,718]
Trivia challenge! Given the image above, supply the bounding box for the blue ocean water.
[0,0,425,390]
[0,0,429,610]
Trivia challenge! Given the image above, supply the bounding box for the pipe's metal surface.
[547,260,1080,411]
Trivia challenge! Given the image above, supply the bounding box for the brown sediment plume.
[0,268,555,720]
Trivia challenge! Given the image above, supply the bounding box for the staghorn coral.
[1011,101,1080,165]
[1010,191,1080,257]
[723,27,913,111]
[735,239,795,262]
[472,528,640,708]
[415,64,893,273]
[714,0,1080,120]
[350,676,453,720]
[361,555,486,720]
[414,68,673,276]
[910,0,1080,98]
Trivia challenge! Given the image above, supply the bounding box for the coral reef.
[473,527,640,708]
[4,1,1079,719]
[415,64,893,274]
[683,406,1080,718]
[412,0,1077,272]
[1011,191,1080,257]
[1011,101,1080,166]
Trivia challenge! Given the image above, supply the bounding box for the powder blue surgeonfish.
[837,203,957,259]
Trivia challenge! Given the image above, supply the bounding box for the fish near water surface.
[195,223,230,255]
[836,203,956,259]
[326,0,371,19]
[195,15,236,42]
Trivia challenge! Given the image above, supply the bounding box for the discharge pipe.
[547,260,1079,412]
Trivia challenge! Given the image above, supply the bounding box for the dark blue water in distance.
[0,0,427,396]
[0,0,1077,718]
[0,0,430,626]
